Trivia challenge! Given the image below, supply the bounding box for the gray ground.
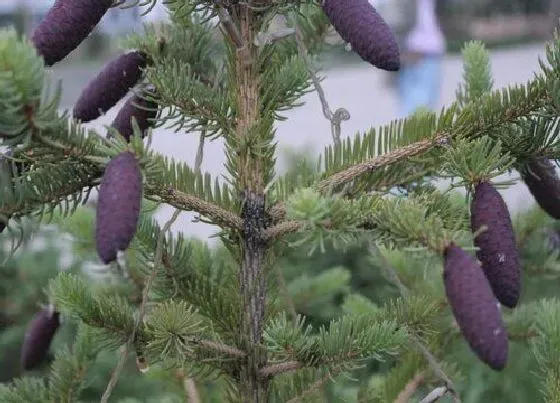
[50,42,549,242]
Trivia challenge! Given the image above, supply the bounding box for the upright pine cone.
[20,308,60,371]
[520,157,560,219]
[321,0,400,71]
[443,243,508,371]
[110,92,158,141]
[73,51,147,123]
[96,151,142,264]
[31,0,113,66]
[471,181,521,308]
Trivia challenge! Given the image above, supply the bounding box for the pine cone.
[31,0,113,66]
[110,92,158,142]
[96,151,142,264]
[521,157,560,219]
[321,0,400,71]
[471,181,521,308]
[21,308,60,371]
[443,243,509,370]
[73,51,147,123]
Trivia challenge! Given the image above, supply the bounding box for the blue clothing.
[397,55,443,118]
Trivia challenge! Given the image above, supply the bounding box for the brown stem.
[144,184,243,231]
[183,377,201,403]
[316,134,449,194]
[260,361,301,378]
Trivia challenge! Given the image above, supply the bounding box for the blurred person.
[374,0,447,117]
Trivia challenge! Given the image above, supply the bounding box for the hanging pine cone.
[20,308,60,371]
[520,157,560,219]
[443,243,508,371]
[321,0,400,71]
[110,92,158,141]
[96,151,142,264]
[31,0,113,66]
[73,51,147,123]
[471,181,521,308]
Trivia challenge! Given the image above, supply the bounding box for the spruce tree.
[1,1,560,402]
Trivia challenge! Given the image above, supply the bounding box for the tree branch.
[260,361,301,378]
[191,338,247,358]
[419,386,450,403]
[141,185,243,231]
[316,134,450,194]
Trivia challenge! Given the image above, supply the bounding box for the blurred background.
[0,1,559,402]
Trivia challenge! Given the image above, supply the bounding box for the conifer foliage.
[0,1,560,402]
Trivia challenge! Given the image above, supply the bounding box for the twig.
[381,252,461,403]
[290,13,349,147]
[215,5,252,66]
[145,186,243,231]
[263,135,449,239]
[419,386,449,403]
[194,134,205,175]
[394,372,425,403]
[316,134,450,194]
[191,338,246,358]
[183,377,201,403]
[100,209,182,403]
[254,27,295,46]
[260,360,301,378]
[410,334,460,402]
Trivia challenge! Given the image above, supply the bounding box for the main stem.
[233,5,269,402]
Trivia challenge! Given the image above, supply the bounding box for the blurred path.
[51,42,548,241]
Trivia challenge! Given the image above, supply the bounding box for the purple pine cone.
[521,157,560,219]
[96,151,142,264]
[31,0,113,66]
[73,51,147,123]
[21,308,60,370]
[444,243,509,371]
[471,181,521,308]
[322,0,400,71]
[110,94,158,142]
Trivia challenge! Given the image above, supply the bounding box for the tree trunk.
[232,4,269,402]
